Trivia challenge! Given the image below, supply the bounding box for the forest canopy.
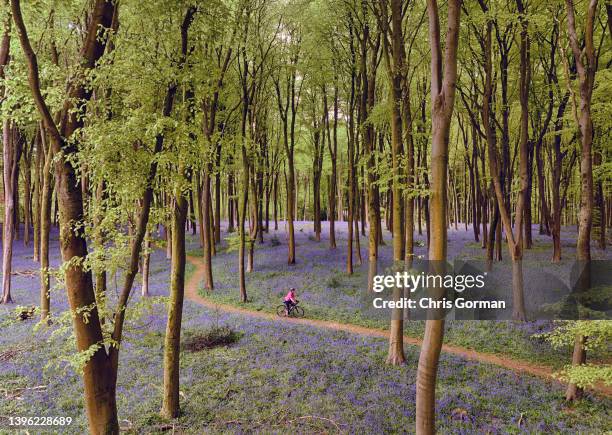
[0,0,610,433]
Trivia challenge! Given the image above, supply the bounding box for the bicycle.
[276,301,305,318]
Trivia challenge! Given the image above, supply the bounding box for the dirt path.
[185,255,611,397]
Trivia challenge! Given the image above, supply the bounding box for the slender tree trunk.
[196,174,205,248]
[536,137,551,236]
[378,0,406,366]
[141,233,150,297]
[159,21,196,417]
[228,171,235,232]
[238,60,250,301]
[416,1,460,433]
[215,145,222,244]
[202,171,214,289]
[166,196,173,258]
[353,191,362,265]
[565,334,587,401]
[1,122,18,304]
[247,164,258,273]
[161,189,187,419]
[286,155,296,263]
[238,149,249,302]
[0,4,9,290]
[551,94,569,262]
[360,26,380,291]
[273,172,279,230]
[487,202,499,266]
[468,126,479,242]
[328,84,338,248]
[33,129,41,262]
[13,150,20,242]
[482,0,527,319]
[23,142,32,246]
[565,0,598,401]
[39,133,53,320]
[403,83,415,268]
[264,167,270,233]
[524,143,534,248]
[347,133,354,274]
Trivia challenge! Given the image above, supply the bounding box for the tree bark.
[2,123,21,304]
[376,0,407,366]
[327,83,338,248]
[12,0,120,431]
[161,188,187,419]
[159,6,197,417]
[22,140,32,246]
[141,233,150,297]
[481,0,527,319]
[202,171,214,288]
[565,0,598,401]
[39,134,53,320]
[416,1,461,433]
[33,129,41,262]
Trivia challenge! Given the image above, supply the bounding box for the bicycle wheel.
[276,305,287,317]
[292,306,305,318]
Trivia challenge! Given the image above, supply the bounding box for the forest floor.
[190,221,611,368]
[184,253,612,397]
[0,222,610,433]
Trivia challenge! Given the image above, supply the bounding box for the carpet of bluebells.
[0,224,610,433]
[194,221,611,367]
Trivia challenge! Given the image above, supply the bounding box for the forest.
[0,0,610,433]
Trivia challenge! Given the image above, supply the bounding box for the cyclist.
[283,288,298,316]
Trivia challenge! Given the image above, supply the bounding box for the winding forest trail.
[185,255,612,398]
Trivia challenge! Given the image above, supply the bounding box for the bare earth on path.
[185,254,611,397]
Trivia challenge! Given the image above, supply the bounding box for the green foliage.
[556,364,612,389]
[537,321,611,352]
[224,232,254,253]
[325,272,342,289]
[536,321,612,388]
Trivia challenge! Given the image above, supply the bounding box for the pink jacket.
[284,291,297,303]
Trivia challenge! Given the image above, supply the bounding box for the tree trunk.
[524,142,534,248]
[247,164,258,273]
[565,0,598,401]
[214,145,222,244]
[1,122,20,304]
[359,25,380,291]
[565,334,587,401]
[196,174,205,248]
[39,135,53,320]
[202,171,214,289]
[481,0,527,319]
[403,83,415,268]
[33,129,41,262]
[273,172,279,230]
[141,233,150,297]
[382,0,407,366]
[161,190,187,419]
[328,83,338,248]
[346,27,357,274]
[238,147,249,302]
[228,171,235,232]
[416,1,460,433]
[23,141,32,246]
